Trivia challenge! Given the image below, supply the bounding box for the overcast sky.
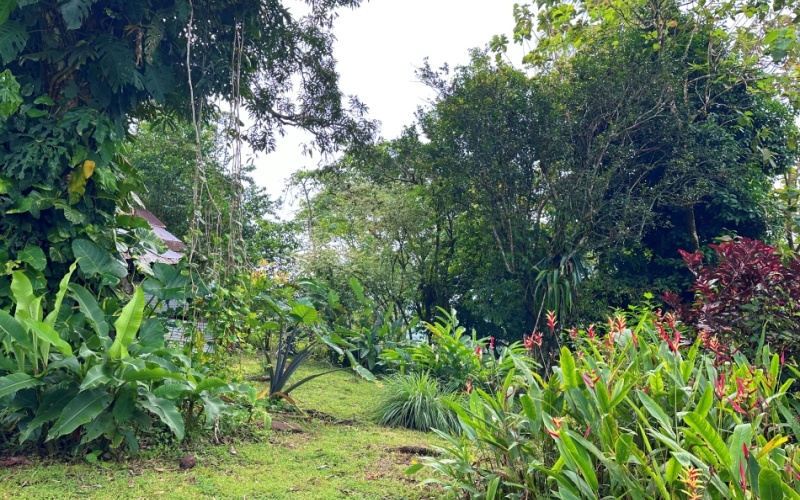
[250,0,522,211]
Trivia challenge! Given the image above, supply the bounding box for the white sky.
[250,0,522,211]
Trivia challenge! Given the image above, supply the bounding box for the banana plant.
[0,261,237,454]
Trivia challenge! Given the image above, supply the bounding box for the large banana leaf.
[47,389,112,440]
[109,287,145,359]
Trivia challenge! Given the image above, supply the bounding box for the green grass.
[0,358,442,499]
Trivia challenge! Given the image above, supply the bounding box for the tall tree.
[0,0,372,298]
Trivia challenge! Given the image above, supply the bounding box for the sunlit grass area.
[0,358,442,500]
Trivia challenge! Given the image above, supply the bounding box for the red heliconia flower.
[740,461,747,490]
[489,336,495,350]
[607,316,616,333]
[714,374,726,399]
[546,310,557,332]
[729,398,747,415]
[546,429,561,439]
[742,443,749,460]
[587,324,596,340]
[523,334,535,352]
[631,329,639,348]
[781,350,786,366]
[569,327,578,339]
[531,331,543,347]
[581,372,596,390]
[475,345,482,357]
[615,314,627,332]
[736,377,746,399]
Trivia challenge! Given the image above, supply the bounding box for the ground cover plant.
[410,303,800,499]
[0,359,441,500]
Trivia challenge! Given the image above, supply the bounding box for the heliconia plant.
[410,300,800,499]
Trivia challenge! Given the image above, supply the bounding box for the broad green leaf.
[80,412,114,444]
[80,364,113,391]
[72,239,127,285]
[152,382,189,400]
[665,456,680,483]
[0,372,42,398]
[683,412,731,468]
[637,391,673,435]
[109,287,145,359]
[200,394,226,426]
[25,319,72,356]
[17,245,46,271]
[10,270,38,321]
[0,309,31,350]
[119,366,183,382]
[728,423,752,475]
[559,346,577,389]
[112,388,136,422]
[349,277,365,302]
[45,261,77,327]
[289,303,317,325]
[758,469,784,500]
[140,393,184,440]
[194,377,228,394]
[59,0,94,30]
[694,384,713,418]
[69,283,109,341]
[19,385,79,443]
[47,389,112,440]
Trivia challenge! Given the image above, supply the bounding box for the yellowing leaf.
[667,20,678,28]
[756,435,788,460]
[82,160,95,179]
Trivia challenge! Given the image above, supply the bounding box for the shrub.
[373,372,461,433]
[0,264,236,456]
[411,304,800,498]
[669,236,800,361]
[381,309,534,392]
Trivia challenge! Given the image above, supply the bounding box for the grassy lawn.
[0,358,442,499]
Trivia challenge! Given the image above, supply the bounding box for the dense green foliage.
[299,0,798,351]
[0,261,235,456]
[411,305,800,498]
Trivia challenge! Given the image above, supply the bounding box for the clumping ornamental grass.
[373,372,461,433]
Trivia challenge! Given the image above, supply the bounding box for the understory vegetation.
[2,0,800,498]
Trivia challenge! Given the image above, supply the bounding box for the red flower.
[714,374,726,399]
[587,324,596,340]
[489,337,495,350]
[729,397,747,415]
[475,345,482,357]
[569,327,578,339]
[739,461,747,490]
[546,310,557,333]
[742,443,749,460]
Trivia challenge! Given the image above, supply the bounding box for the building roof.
[131,208,186,263]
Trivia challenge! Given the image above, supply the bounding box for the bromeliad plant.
[0,264,235,456]
[412,302,800,499]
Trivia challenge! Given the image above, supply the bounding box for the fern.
[0,21,29,65]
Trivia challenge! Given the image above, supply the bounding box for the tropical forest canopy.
[297,0,800,343]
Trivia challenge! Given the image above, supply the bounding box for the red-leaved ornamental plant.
[665,237,800,360]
